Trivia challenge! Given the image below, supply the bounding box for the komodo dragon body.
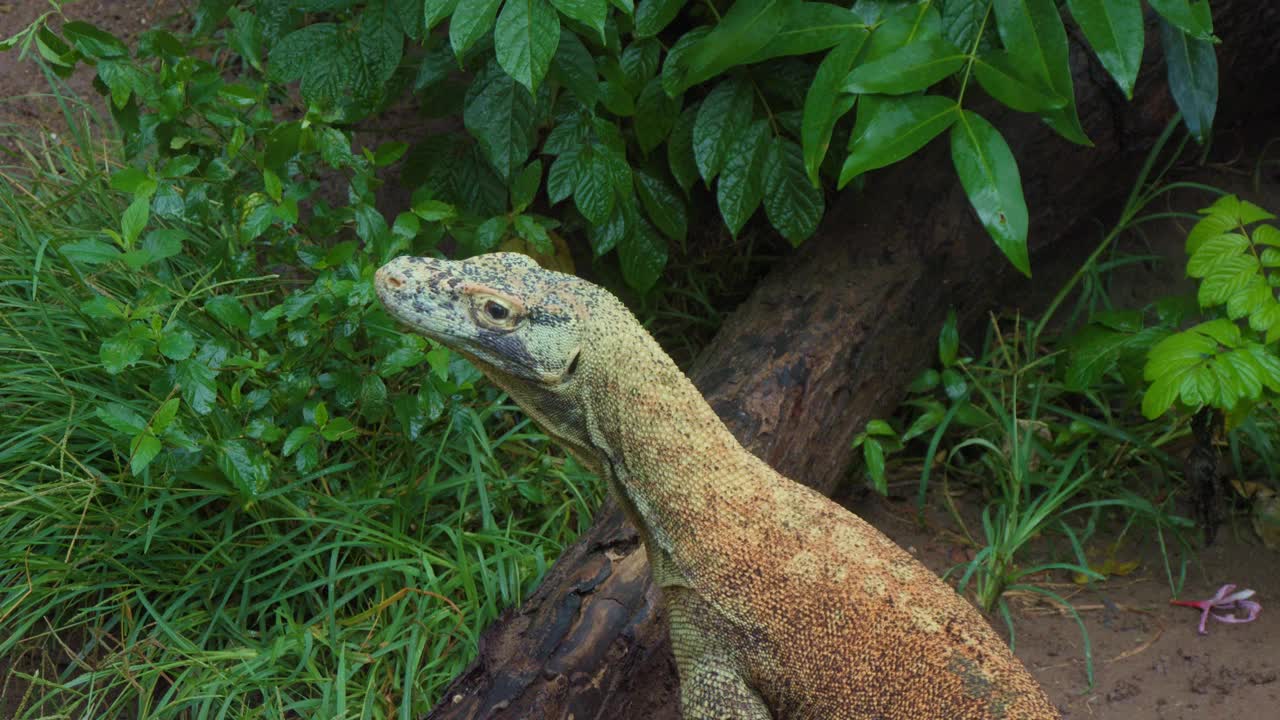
[375,253,1059,720]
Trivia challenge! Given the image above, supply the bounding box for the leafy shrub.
[4,0,1222,287]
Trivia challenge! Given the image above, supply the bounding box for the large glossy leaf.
[950,110,1030,276]
[764,137,824,245]
[743,3,866,64]
[693,79,754,184]
[666,0,796,93]
[495,0,561,93]
[636,169,687,242]
[840,94,958,186]
[992,0,1090,146]
[551,29,598,108]
[974,51,1066,112]
[716,120,770,236]
[551,0,607,41]
[618,216,667,292]
[801,32,868,185]
[1066,0,1143,99]
[463,63,537,180]
[451,0,504,58]
[635,0,685,38]
[635,77,681,152]
[843,38,965,95]
[1160,17,1217,144]
[1147,0,1214,41]
[574,146,615,224]
[667,105,700,193]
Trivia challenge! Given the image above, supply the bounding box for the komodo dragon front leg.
[375,252,1061,720]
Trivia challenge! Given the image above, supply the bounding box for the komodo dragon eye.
[484,301,509,321]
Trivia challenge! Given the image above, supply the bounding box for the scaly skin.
[375,253,1060,720]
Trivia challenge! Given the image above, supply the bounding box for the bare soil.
[2,2,1277,719]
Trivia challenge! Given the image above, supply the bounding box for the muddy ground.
[2,1,1277,718]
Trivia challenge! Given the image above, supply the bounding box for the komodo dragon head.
[374,253,613,467]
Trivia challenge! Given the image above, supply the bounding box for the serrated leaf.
[451,0,504,58]
[1202,194,1273,226]
[206,296,250,330]
[130,432,163,475]
[496,0,561,93]
[951,110,1030,276]
[547,146,581,203]
[716,120,770,237]
[635,169,687,243]
[840,94,958,187]
[694,79,754,184]
[464,64,537,180]
[1142,373,1181,419]
[217,440,272,503]
[844,37,965,94]
[176,358,218,415]
[574,147,615,224]
[158,330,196,361]
[667,105,700,193]
[763,137,823,245]
[618,217,667,292]
[427,347,451,380]
[475,215,508,251]
[551,0,607,39]
[552,29,598,108]
[282,426,316,456]
[513,215,553,253]
[1066,0,1143,98]
[270,24,354,104]
[589,203,629,256]
[511,160,542,212]
[1186,233,1248,277]
[97,403,147,435]
[667,0,796,93]
[1160,17,1217,144]
[1199,255,1260,307]
[635,0,685,38]
[635,77,681,153]
[322,417,358,442]
[100,329,147,374]
[802,33,867,185]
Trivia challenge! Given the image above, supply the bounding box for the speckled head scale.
[375,253,594,385]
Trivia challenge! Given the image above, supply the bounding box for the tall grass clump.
[0,95,600,718]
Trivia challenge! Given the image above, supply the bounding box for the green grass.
[0,101,601,718]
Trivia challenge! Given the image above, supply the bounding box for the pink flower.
[1170,584,1261,635]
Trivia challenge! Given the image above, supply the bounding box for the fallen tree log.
[428,6,1280,718]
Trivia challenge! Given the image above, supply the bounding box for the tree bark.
[428,6,1280,719]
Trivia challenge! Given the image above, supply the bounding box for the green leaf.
[668,0,796,93]
[130,432,163,475]
[61,238,122,266]
[950,110,1030,277]
[451,0,504,58]
[660,26,709,98]
[511,160,542,212]
[495,0,561,93]
[514,215,553,253]
[121,196,150,247]
[551,0,607,41]
[552,30,599,108]
[158,330,196,361]
[322,417,358,442]
[427,347,452,380]
[618,217,667,292]
[635,169,687,243]
[843,38,965,95]
[667,105,700,193]
[693,79,754,184]
[96,403,147,435]
[902,401,946,443]
[574,147,615,224]
[1142,373,1181,419]
[283,426,316,456]
[840,94,958,187]
[1066,0,1143,98]
[635,0,685,38]
[941,367,967,400]
[992,0,1090,146]
[1203,195,1276,225]
[152,398,180,433]
[939,308,959,367]
[217,440,272,504]
[100,329,147,374]
[716,120,770,237]
[270,24,353,104]
[863,437,886,493]
[81,294,125,319]
[973,51,1067,112]
[635,77,681,153]
[356,0,405,92]
[1148,0,1214,41]
[1160,17,1217,144]
[589,203,629,256]
[763,137,824,245]
[176,358,218,415]
[802,33,868,185]
[426,0,460,30]
[1198,255,1260,307]
[62,21,129,59]
[547,146,581,203]
[464,64,537,180]
[743,3,865,64]
[207,296,248,331]
[1186,233,1248,277]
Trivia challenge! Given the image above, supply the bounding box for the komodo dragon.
[375,252,1060,720]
